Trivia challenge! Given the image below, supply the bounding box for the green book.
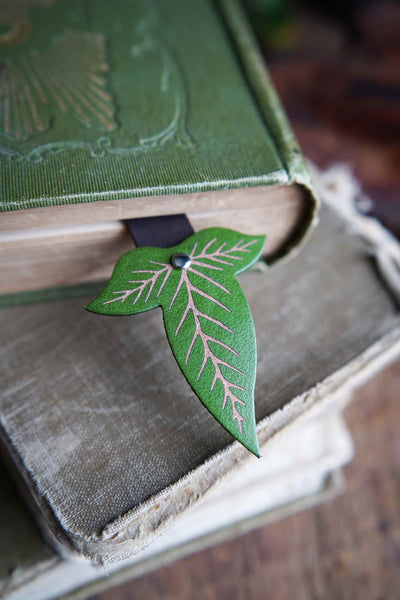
[0,0,318,296]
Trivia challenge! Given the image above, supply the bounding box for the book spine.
[216,0,319,258]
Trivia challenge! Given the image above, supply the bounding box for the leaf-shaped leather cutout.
[86,228,266,456]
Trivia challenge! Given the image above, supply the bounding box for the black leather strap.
[126,214,195,248]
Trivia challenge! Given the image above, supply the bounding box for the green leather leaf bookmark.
[86,228,266,457]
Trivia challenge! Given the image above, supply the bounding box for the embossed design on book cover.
[0,0,195,162]
[0,29,116,140]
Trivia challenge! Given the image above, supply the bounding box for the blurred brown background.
[91,2,400,598]
[259,0,400,238]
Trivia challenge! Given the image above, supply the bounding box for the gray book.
[1,204,400,570]
[0,412,350,600]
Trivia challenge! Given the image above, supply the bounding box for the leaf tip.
[248,444,261,459]
[241,434,260,458]
[85,298,101,314]
[256,234,267,253]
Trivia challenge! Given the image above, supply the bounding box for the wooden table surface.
[91,359,400,600]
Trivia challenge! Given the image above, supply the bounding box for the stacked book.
[1,0,399,599]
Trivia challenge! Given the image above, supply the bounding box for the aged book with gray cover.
[1,205,400,569]
[0,412,351,600]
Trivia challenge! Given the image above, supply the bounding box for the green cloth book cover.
[0,0,316,212]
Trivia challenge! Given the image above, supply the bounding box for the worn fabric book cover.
[0,0,318,294]
[1,205,399,564]
[0,413,350,600]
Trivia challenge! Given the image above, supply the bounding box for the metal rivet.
[172,252,191,270]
